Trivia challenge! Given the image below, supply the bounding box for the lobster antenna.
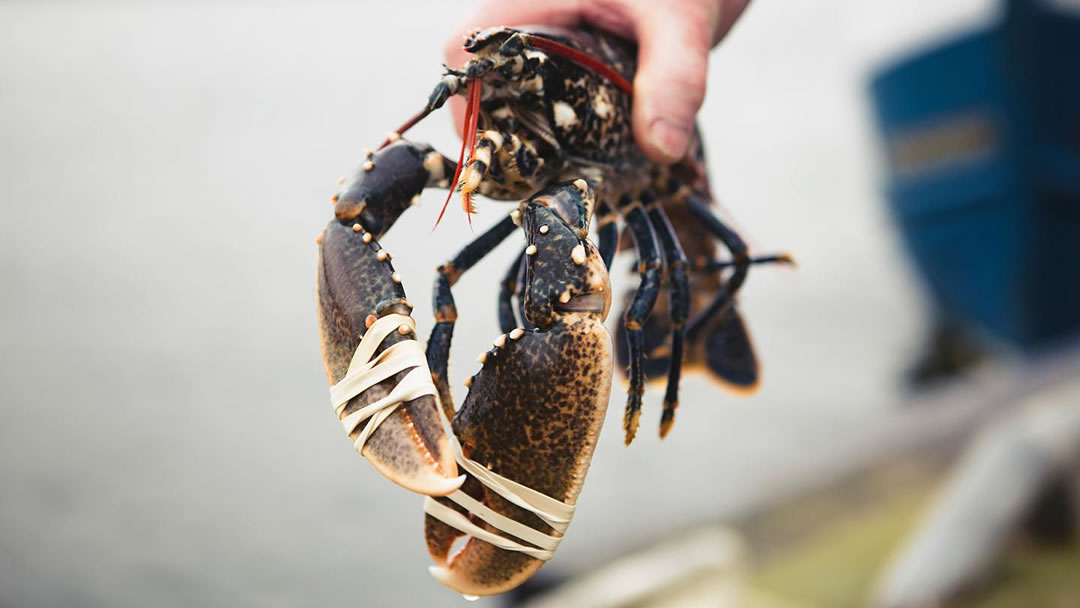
[525,35,634,94]
[378,107,432,150]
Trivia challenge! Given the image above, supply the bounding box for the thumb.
[631,4,716,164]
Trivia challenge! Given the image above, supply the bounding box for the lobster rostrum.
[315,23,790,597]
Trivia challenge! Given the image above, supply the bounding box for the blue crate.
[870,0,1080,349]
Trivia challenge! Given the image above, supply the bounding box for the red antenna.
[434,78,483,229]
[384,33,634,228]
[526,35,634,95]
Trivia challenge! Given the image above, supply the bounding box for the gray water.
[0,1,998,606]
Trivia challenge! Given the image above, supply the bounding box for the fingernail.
[650,118,691,159]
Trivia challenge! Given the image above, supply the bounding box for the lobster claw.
[423,181,614,595]
[318,221,463,496]
[317,141,462,496]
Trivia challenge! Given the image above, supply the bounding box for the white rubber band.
[424,379,576,563]
[330,312,576,563]
[424,496,555,561]
[329,313,436,454]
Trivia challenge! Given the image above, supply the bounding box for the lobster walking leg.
[647,204,692,438]
[514,250,535,332]
[498,248,527,334]
[620,201,663,445]
[427,214,519,417]
[683,194,772,392]
[685,194,750,341]
[697,253,795,271]
[596,200,619,271]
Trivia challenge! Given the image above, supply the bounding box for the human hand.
[444,0,751,164]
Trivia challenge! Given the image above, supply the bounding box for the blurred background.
[3,0,1079,606]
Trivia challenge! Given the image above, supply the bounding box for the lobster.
[315,24,790,597]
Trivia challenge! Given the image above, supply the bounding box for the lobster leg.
[696,253,795,271]
[684,194,750,341]
[498,248,527,334]
[514,250,536,331]
[317,140,462,497]
[427,214,519,418]
[424,180,613,597]
[683,195,766,392]
[620,201,663,445]
[647,204,691,439]
[595,200,619,271]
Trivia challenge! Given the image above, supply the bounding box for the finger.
[716,0,753,43]
[631,3,717,164]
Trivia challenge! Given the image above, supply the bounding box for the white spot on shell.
[510,209,522,226]
[386,132,400,143]
[520,74,544,92]
[410,194,421,206]
[492,334,507,348]
[361,233,372,244]
[464,376,474,389]
[553,101,578,128]
[571,243,587,265]
[363,160,374,171]
[593,91,612,118]
[391,272,401,283]
[573,179,588,192]
[509,328,525,340]
[539,225,549,234]
[525,245,537,256]
[376,249,388,261]
[559,292,571,304]
[424,151,445,181]
[476,352,488,364]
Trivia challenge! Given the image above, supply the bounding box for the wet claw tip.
[428,564,477,596]
[428,565,451,586]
